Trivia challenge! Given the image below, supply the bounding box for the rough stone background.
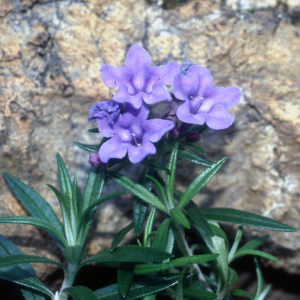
[0,0,300,298]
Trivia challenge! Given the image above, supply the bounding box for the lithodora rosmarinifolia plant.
[1,45,297,300]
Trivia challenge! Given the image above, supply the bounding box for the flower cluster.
[88,45,241,164]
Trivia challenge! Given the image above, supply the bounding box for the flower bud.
[186,131,201,143]
[169,126,180,140]
[88,152,106,167]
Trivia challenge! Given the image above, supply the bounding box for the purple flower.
[100,45,180,109]
[88,100,122,137]
[88,152,106,167]
[99,103,174,164]
[174,62,241,130]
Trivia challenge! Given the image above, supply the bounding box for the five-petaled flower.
[100,44,180,109]
[174,61,241,130]
[98,103,174,164]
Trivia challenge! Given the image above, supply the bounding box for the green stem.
[174,224,212,292]
[58,263,78,300]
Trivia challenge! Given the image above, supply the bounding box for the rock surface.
[0,0,299,291]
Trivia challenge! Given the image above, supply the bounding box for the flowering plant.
[2,45,297,300]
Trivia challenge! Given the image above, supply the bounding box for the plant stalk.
[58,263,78,300]
[174,224,212,292]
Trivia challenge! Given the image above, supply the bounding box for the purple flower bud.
[169,126,180,140]
[186,131,201,143]
[88,152,106,167]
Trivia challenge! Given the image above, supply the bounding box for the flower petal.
[100,65,132,88]
[149,62,180,85]
[95,119,115,137]
[176,101,206,125]
[113,86,144,109]
[201,87,241,112]
[143,119,175,143]
[124,45,152,71]
[205,103,235,130]
[173,73,198,101]
[186,65,213,98]
[99,136,128,163]
[127,140,156,164]
[143,83,172,105]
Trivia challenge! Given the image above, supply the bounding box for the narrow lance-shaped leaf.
[177,157,227,210]
[232,250,280,263]
[0,255,67,273]
[202,208,298,232]
[256,285,272,300]
[108,172,167,213]
[238,235,269,252]
[229,289,252,299]
[56,153,73,202]
[94,274,182,300]
[178,148,213,167]
[87,127,100,133]
[117,263,135,298]
[253,258,263,299]
[62,286,99,300]
[170,207,190,229]
[134,254,219,275]
[73,141,100,152]
[0,216,67,247]
[180,142,206,154]
[152,219,171,251]
[70,174,79,231]
[166,143,179,204]
[20,288,48,300]
[228,226,243,263]
[79,246,173,268]
[2,172,64,236]
[175,263,189,300]
[133,167,153,235]
[0,234,54,299]
[144,208,156,247]
[146,175,168,204]
[111,222,134,252]
[185,201,214,237]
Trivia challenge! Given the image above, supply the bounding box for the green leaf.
[170,207,190,229]
[175,263,189,300]
[228,226,243,263]
[185,201,214,237]
[209,223,229,251]
[111,222,134,252]
[87,127,100,133]
[2,172,64,236]
[79,191,127,234]
[73,141,100,152]
[183,289,217,299]
[79,246,173,268]
[180,142,206,154]
[229,268,238,285]
[163,223,175,260]
[146,175,168,204]
[229,289,252,298]
[0,254,67,273]
[78,166,106,246]
[152,219,171,251]
[134,254,218,275]
[118,263,135,298]
[178,149,213,167]
[144,208,156,247]
[108,172,167,213]
[56,153,73,202]
[63,245,82,264]
[133,168,153,235]
[256,285,271,300]
[20,288,48,300]
[142,160,171,174]
[232,250,280,262]
[0,234,54,299]
[62,286,98,300]
[238,235,269,253]
[0,216,67,248]
[94,274,181,300]
[166,143,179,203]
[71,174,79,229]
[177,157,227,210]
[253,257,263,299]
[142,295,155,300]
[202,208,297,232]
